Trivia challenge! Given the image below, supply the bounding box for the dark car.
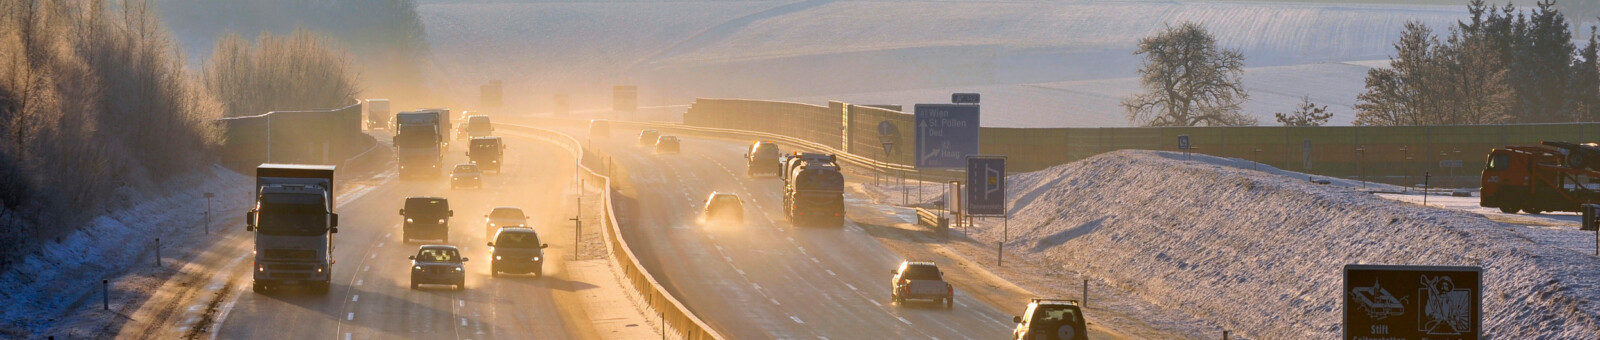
[409,245,467,290]
[655,135,680,154]
[1013,299,1089,340]
[468,137,505,173]
[890,261,953,308]
[450,163,483,189]
[488,227,549,277]
[745,141,781,177]
[401,197,452,243]
[701,192,744,223]
[638,129,660,147]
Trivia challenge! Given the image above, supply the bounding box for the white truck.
[366,99,390,130]
[417,108,453,151]
[394,111,444,179]
[246,164,340,294]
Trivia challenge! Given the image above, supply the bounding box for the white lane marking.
[845,283,857,290]
[459,300,465,307]
[461,318,468,326]
[810,257,820,263]
[377,242,384,247]
[826,270,836,276]
[735,268,745,275]
[362,266,370,272]
[384,233,391,238]
[870,299,882,306]
[770,298,782,305]
[787,237,795,242]
[344,333,351,340]
[355,279,363,286]
[351,295,359,302]
[723,256,733,262]
[897,316,912,325]
[752,283,761,290]
[369,253,375,259]
[347,312,354,321]
[790,316,805,324]
[956,300,967,308]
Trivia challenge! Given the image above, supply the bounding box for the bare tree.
[1275,96,1333,126]
[1122,22,1255,127]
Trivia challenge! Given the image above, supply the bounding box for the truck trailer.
[365,99,390,130]
[246,164,340,294]
[780,152,845,227]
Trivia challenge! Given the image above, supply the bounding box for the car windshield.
[454,164,478,173]
[405,198,449,218]
[1032,305,1083,324]
[472,141,498,151]
[713,195,739,206]
[754,144,778,155]
[467,117,490,131]
[1488,154,1510,171]
[495,232,541,248]
[490,208,525,219]
[257,193,328,236]
[901,265,940,280]
[416,248,460,262]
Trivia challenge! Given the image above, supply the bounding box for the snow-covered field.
[865,150,1600,338]
[417,1,1470,126]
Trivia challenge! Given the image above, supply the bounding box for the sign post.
[967,156,1006,264]
[1177,135,1191,160]
[1344,264,1482,340]
[914,104,980,169]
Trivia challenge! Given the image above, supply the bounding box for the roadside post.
[1423,172,1432,206]
[204,192,214,235]
[572,195,582,258]
[1344,264,1482,340]
[1252,148,1262,170]
[1177,135,1190,160]
[103,279,109,310]
[1584,204,1600,255]
[1356,147,1367,189]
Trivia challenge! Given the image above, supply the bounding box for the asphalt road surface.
[216,133,600,340]
[595,130,1019,339]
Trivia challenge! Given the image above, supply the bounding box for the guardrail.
[496,123,723,340]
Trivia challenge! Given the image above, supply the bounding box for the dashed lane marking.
[826,270,836,276]
[351,295,358,302]
[347,313,354,321]
[897,316,912,325]
[790,316,805,324]
[845,283,857,290]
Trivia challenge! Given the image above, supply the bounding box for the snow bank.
[983,150,1599,338]
[0,165,252,337]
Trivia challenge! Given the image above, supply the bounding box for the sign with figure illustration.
[1344,264,1482,340]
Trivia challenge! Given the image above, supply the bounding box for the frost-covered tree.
[1122,22,1255,127]
[1275,97,1333,127]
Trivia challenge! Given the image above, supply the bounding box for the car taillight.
[899,278,908,286]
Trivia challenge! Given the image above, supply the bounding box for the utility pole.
[571,195,582,258]
[1355,147,1366,189]
[204,192,214,235]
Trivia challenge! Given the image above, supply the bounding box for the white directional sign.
[966,156,1006,217]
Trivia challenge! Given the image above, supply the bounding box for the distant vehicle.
[655,135,680,154]
[465,115,494,138]
[745,141,781,177]
[450,163,483,189]
[638,129,660,147]
[1013,299,1089,340]
[781,152,845,227]
[247,164,340,294]
[484,207,529,239]
[365,99,390,130]
[400,196,452,243]
[455,121,470,140]
[409,245,467,290]
[1481,141,1600,214]
[890,261,953,308]
[701,192,745,223]
[488,227,549,277]
[590,119,610,139]
[394,111,445,179]
[468,137,506,173]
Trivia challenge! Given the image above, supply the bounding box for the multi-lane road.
[217,132,602,339]
[591,129,1020,339]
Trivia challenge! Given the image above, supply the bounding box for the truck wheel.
[491,265,500,277]
[1499,206,1519,214]
[252,282,267,294]
[313,281,331,294]
[534,266,543,277]
[1570,153,1588,170]
[945,298,954,309]
[410,281,419,290]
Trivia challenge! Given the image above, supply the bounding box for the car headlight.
[489,223,496,228]
[437,219,446,224]
[453,267,462,272]
[406,218,414,223]
[495,255,502,260]
[491,160,497,164]
[413,265,423,271]
[532,256,540,262]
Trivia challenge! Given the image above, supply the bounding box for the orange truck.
[1480,141,1600,214]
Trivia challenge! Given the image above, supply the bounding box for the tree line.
[1125,0,1600,127]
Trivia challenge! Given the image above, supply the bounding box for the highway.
[592,129,1019,339]
[215,133,602,340]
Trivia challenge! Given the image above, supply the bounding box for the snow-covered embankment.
[990,150,1598,338]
